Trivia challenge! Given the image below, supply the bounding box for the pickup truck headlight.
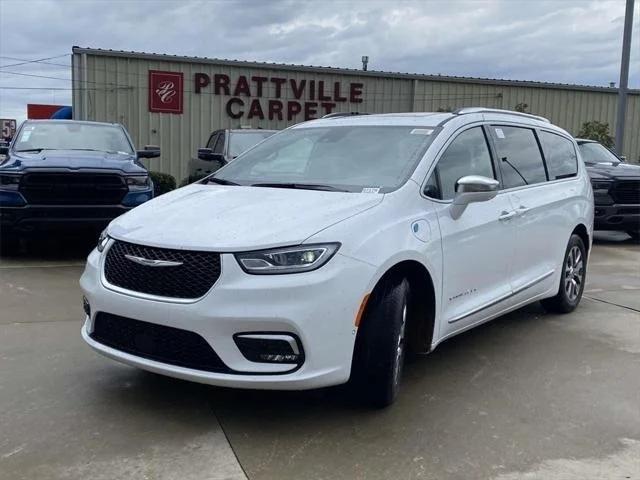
[591,180,612,193]
[0,174,21,191]
[97,229,110,252]
[235,243,340,274]
[126,175,150,191]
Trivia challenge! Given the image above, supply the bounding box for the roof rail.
[453,107,550,123]
[322,112,370,119]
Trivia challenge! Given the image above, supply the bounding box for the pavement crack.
[584,295,640,314]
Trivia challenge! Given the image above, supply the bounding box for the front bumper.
[593,204,640,231]
[0,204,133,233]
[80,243,374,390]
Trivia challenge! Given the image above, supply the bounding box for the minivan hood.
[2,149,145,173]
[108,184,384,251]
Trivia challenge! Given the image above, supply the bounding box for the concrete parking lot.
[1,232,638,480]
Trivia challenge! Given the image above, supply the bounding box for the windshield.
[578,142,620,165]
[213,125,439,193]
[228,131,275,158]
[13,122,134,154]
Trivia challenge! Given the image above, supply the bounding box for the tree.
[577,121,615,147]
[514,102,528,113]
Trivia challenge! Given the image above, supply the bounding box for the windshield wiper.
[251,182,349,192]
[15,148,46,152]
[203,177,240,186]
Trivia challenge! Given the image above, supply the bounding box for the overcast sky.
[0,0,638,122]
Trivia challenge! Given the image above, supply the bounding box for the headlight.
[0,174,21,191]
[97,229,110,252]
[126,175,150,191]
[591,180,612,192]
[235,243,340,274]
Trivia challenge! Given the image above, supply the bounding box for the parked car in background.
[0,120,159,246]
[81,108,593,407]
[577,139,640,240]
[188,128,277,181]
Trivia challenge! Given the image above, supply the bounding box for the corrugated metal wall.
[72,49,640,182]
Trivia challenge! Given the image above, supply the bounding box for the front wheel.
[350,276,410,408]
[541,234,587,314]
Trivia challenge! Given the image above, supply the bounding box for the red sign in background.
[148,71,184,114]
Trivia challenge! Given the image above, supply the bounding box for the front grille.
[20,173,128,205]
[91,312,229,372]
[611,180,640,204]
[104,240,221,299]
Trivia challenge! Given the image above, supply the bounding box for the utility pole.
[615,0,635,156]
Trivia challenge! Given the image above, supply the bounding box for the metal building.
[72,47,640,182]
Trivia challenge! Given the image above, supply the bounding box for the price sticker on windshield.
[495,128,505,139]
[410,128,434,135]
[362,187,381,194]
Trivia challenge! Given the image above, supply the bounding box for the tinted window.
[539,131,578,179]
[491,126,547,188]
[426,127,495,200]
[213,132,226,154]
[206,133,219,149]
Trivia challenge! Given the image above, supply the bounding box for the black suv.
[0,120,159,240]
[189,128,277,181]
[577,139,640,239]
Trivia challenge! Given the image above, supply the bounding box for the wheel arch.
[358,259,437,354]
[572,223,591,256]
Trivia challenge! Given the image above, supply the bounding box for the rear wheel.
[350,276,410,408]
[541,234,586,313]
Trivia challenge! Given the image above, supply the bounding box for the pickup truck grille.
[19,173,127,205]
[611,180,640,204]
[104,240,222,299]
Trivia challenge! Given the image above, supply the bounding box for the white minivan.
[81,108,593,407]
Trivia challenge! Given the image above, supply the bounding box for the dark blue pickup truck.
[0,120,158,241]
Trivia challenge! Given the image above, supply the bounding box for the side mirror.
[197,148,226,164]
[137,145,160,159]
[453,175,499,206]
[0,146,8,156]
[619,155,627,163]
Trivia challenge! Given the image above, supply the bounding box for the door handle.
[516,205,530,215]
[499,210,517,221]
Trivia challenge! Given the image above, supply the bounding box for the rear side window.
[539,131,578,179]
[491,126,547,189]
[426,127,495,200]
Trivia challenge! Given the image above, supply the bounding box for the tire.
[541,234,587,314]
[350,276,410,408]
[0,232,20,255]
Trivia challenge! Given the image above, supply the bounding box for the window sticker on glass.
[495,128,505,139]
[410,128,434,135]
[362,187,381,194]
[21,131,32,141]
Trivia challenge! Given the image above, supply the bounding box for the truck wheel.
[541,234,586,314]
[351,276,410,408]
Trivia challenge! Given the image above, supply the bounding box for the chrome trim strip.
[124,254,183,267]
[236,334,300,355]
[448,269,555,324]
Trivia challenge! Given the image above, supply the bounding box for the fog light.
[82,296,91,317]
[234,333,304,365]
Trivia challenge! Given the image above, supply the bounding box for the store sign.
[1,119,17,141]
[193,73,364,121]
[148,71,183,114]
